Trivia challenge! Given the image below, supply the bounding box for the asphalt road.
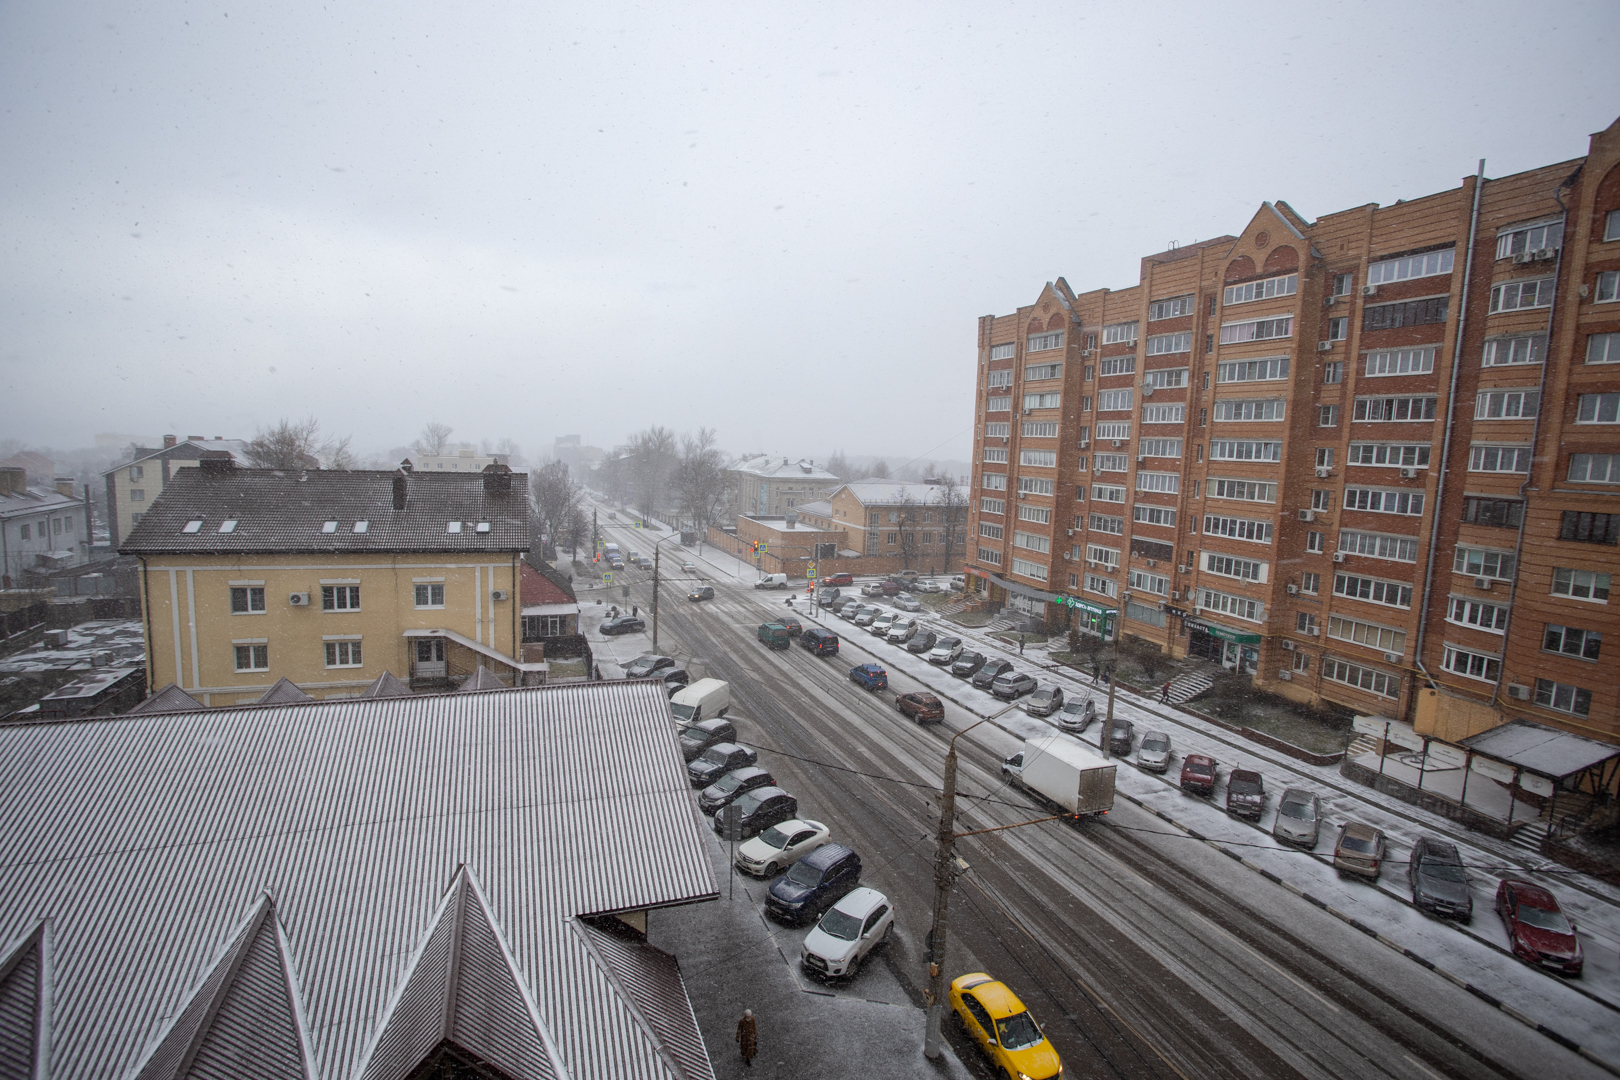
[586,520,1606,1080]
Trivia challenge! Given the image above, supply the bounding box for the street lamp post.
[922,717,983,1060]
[650,532,683,654]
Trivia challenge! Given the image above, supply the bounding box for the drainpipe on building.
[1412,160,1486,694]
[1487,182,1570,710]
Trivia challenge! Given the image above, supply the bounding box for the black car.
[698,766,776,815]
[687,585,715,601]
[662,668,690,695]
[765,843,862,923]
[971,658,1015,690]
[600,616,645,635]
[1108,718,1135,756]
[679,718,737,762]
[800,628,840,657]
[624,654,675,678]
[951,651,988,678]
[1408,836,1473,921]
[905,630,938,655]
[688,743,761,788]
[990,671,1037,700]
[712,786,799,840]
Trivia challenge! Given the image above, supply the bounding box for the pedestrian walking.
[632,605,638,617]
[736,1009,758,1068]
[1159,680,1172,704]
[1018,633,1025,655]
[1092,662,1100,683]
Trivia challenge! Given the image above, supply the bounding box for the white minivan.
[754,573,789,589]
[670,678,731,728]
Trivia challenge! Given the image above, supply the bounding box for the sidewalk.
[649,823,971,1080]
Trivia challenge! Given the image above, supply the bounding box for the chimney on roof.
[393,470,408,510]
[785,510,798,529]
[198,451,234,474]
[163,434,178,448]
[482,462,513,496]
[54,477,75,498]
[187,435,203,442]
[0,468,25,496]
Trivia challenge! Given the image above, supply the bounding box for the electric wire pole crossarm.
[921,720,1061,1061]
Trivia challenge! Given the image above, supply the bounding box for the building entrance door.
[415,638,446,678]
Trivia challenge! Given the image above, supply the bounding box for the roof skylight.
[475,522,491,533]
[447,521,462,534]
[353,521,370,533]
[218,520,238,533]
[322,521,338,533]
[182,520,203,534]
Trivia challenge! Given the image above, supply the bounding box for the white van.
[669,678,731,728]
[754,573,789,589]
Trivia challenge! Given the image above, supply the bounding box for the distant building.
[102,434,251,545]
[120,460,541,704]
[827,479,969,566]
[0,450,58,486]
[0,469,90,586]
[552,434,606,474]
[412,442,509,472]
[728,455,841,516]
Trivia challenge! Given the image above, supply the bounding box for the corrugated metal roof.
[119,468,529,556]
[0,922,45,1077]
[572,920,714,1080]
[1462,720,1620,779]
[0,681,718,1080]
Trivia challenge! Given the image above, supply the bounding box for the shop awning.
[1186,619,1261,645]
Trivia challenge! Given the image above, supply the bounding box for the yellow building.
[121,460,541,704]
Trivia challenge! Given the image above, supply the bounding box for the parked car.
[971,659,1015,690]
[1180,754,1216,796]
[599,615,645,636]
[949,575,966,591]
[1272,788,1321,847]
[670,678,731,727]
[713,786,799,840]
[913,580,941,593]
[992,671,1038,700]
[1024,686,1064,717]
[895,692,944,723]
[698,765,776,815]
[833,597,862,618]
[661,668,690,694]
[1495,878,1583,976]
[853,605,881,627]
[869,612,898,637]
[817,588,842,608]
[821,572,854,587]
[886,618,918,643]
[754,573,789,589]
[766,843,862,924]
[893,595,922,612]
[687,585,715,601]
[757,622,792,650]
[950,651,988,678]
[1138,731,1172,772]
[1333,821,1387,881]
[1226,769,1265,819]
[896,570,920,585]
[678,718,737,762]
[1408,836,1473,922]
[860,583,886,597]
[623,654,675,679]
[780,616,803,637]
[879,580,901,596]
[800,887,893,980]
[927,636,964,665]
[848,664,888,692]
[734,818,831,877]
[1108,718,1135,756]
[688,743,759,787]
[800,627,840,657]
[1057,695,1096,733]
[948,973,1063,1080]
[906,630,938,655]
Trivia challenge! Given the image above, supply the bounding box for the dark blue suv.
[766,843,862,923]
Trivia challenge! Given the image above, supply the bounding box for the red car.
[1496,879,1583,977]
[894,692,944,724]
[1180,754,1216,797]
[821,573,854,587]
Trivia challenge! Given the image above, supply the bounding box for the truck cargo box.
[1017,735,1116,816]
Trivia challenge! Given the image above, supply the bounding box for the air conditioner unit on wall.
[1400,467,1417,479]
[1383,652,1402,664]
[1281,639,1296,651]
[1286,583,1299,595]
[1508,683,1532,700]
[1315,467,1332,478]
[1474,577,1492,590]
[1079,439,1091,448]
[491,590,509,601]
[1512,251,1534,265]
[289,592,310,606]
[1534,248,1557,261]
[1332,552,1346,563]
[1317,341,1333,351]
[1307,626,1320,636]
[1362,284,1378,297]
[1112,440,1123,449]
[1277,670,1292,681]
[1176,565,1190,574]
[1144,385,1156,396]
[1066,528,1075,536]
[1325,295,1339,306]
[1298,509,1315,522]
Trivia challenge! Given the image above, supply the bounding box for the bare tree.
[414,422,454,456]
[324,435,357,471]
[494,437,525,466]
[675,428,727,535]
[563,505,589,560]
[531,460,580,552]
[243,417,347,470]
[869,458,890,479]
[935,474,968,572]
[627,426,678,523]
[824,450,851,480]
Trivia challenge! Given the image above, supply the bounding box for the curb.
[1112,788,1620,1076]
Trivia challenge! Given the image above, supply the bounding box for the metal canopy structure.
[1462,720,1620,781]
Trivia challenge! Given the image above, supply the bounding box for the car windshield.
[734,792,764,813]
[1420,862,1467,883]
[715,772,745,793]
[1339,834,1376,854]
[700,747,729,764]
[817,908,863,941]
[1515,902,1572,934]
[757,825,791,849]
[1279,797,1316,820]
[1187,762,1211,776]
[1229,777,1259,793]
[995,1011,1042,1051]
[670,703,695,721]
[679,732,704,747]
[785,861,825,887]
[1142,737,1169,752]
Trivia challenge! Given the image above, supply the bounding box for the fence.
[0,603,46,641]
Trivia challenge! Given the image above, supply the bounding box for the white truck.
[753,573,789,589]
[1002,735,1116,817]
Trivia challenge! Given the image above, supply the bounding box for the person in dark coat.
[1159,680,1172,703]
[736,1009,758,1067]
[1018,633,1025,654]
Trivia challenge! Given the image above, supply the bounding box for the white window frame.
[1025,362,1062,381]
[1441,644,1501,683]
[1011,556,1049,582]
[1017,477,1054,496]
[987,395,1011,412]
[1098,389,1134,412]
[982,473,1007,491]
[982,448,1009,463]
[1210,439,1282,462]
[1489,278,1554,312]
[1212,398,1285,421]
[1019,449,1056,467]
[1216,357,1289,383]
[1367,249,1454,284]
[1551,567,1611,603]
[1202,514,1272,543]
[1219,317,1294,344]
[324,640,364,668]
[989,343,1015,361]
[1145,333,1192,356]
[1474,390,1539,420]
[1588,332,1620,365]
[1327,615,1407,654]
[1101,322,1138,345]
[1335,573,1413,609]
[1141,404,1186,424]
[1365,348,1435,377]
[1133,505,1177,528]
[1342,487,1424,516]
[1468,444,1531,473]
[1027,331,1065,352]
[1446,596,1508,632]
[1322,657,1400,698]
[1341,529,1421,563]
[1148,295,1196,320]
[1568,454,1620,483]
[1222,273,1298,306]
[1576,393,1620,424]
[1494,219,1564,259]
[234,643,270,672]
[414,583,446,609]
[1024,392,1061,410]
[1482,335,1544,367]
[1136,472,1180,493]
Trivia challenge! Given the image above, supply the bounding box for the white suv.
[869,612,897,637]
[886,618,918,643]
[800,887,894,980]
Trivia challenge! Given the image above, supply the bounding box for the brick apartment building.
[966,115,1620,745]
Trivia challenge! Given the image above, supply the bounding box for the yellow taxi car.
[948,972,1062,1079]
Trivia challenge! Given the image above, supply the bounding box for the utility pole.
[1100,611,1119,760]
[651,533,679,653]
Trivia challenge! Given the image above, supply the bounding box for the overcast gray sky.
[2,1,1616,464]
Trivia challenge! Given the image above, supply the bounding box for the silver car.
[886,618,918,643]
[893,595,922,612]
[1273,788,1321,847]
[1024,686,1064,717]
[1057,695,1096,733]
[1138,731,1172,772]
[852,605,880,627]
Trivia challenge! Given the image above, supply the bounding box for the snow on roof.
[0,681,719,1079]
[1462,720,1620,779]
[728,456,840,481]
[834,480,956,506]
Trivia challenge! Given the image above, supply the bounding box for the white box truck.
[669,678,731,728]
[1002,735,1115,816]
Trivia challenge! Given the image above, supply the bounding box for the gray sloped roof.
[359,671,413,699]
[1462,720,1620,779]
[572,919,713,1080]
[0,681,719,1080]
[127,683,206,714]
[835,480,956,507]
[454,667,509,693]
[119,468,529,556]
[257,676,315,705]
